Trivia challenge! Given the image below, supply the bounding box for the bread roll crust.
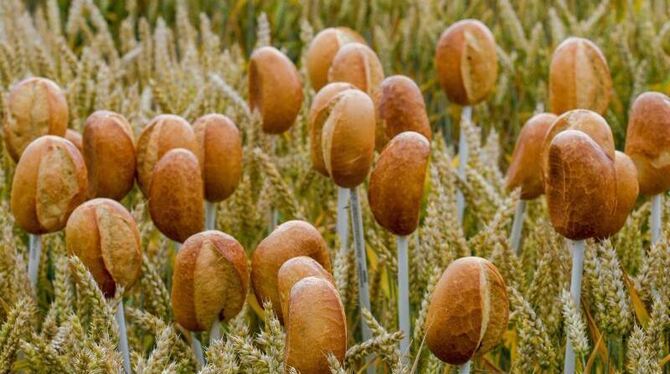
[377,75,432,149]
[277,256,334,321]
[249,46,303,134]
[624,92,670,195]
[542,109,615,182]
[285,277,347,374]
[309,82,356,176]
[4,77,68,162]
[11,135,87,234]
[435,19,498,106]
[148,148,204,243]
[425,257,509,365]
[65,198,142,297]
[549,37,612,115]
[321,89,376,188]
[171,230,249,331]
[505,113,557,200]
[251,220,331,322]
[193,114,243,202]
[136,114,197,195]
[368,131,430,236]
[597,151,639,238]
[83,110,136,200]
[328,43,384,97]
[65,129,83,153]
[545,130,617,240]
[307,27,365,91]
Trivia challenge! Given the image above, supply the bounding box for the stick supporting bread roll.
[349,188,372,343]
[651,195,662,245]
[563,239,585,374]
[456,106,472,224]
[509,200,526,254]
[459,361,471,374]
[336,187,350,253]
[28,234,41,290]
[397,235,410,356]
[115,303,131,374]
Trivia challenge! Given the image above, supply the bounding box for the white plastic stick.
[456,106,472,224]
[563,239,585,374]
[209,321,222,344]
[458,361,471,374]
[205,201,216,231]
[337,187,350,252]
[651,194,662,245]
[28,234,41,291]
[115,302,132,374]
[509,200,526,254]
[349,188,372,340]
[396,235,410,358]
[191,333,205,368]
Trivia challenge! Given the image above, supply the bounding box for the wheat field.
[0,0,669,373]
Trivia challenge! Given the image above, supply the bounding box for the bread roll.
[136,114,197,195]
[171,230,249,331]
[193,114,243,202]
[425,257,509,365]
[284,277,347,373]
[545,130,616,240]
[277,256,334,321]
[328,43,384,97]
[624,92,670,195]
[148,149,204,243]
[11,135,87,234]
[549,37,612,115]
[249,46,303,134]
[309,82,357,176]
[307,27,365,90]
[368,132,430,236]
[83,110,136,200]
[251,220,331,321]
[435,20,498,106]
[321,89,376,188]
[505,113,557,200]
[65,198,142,297]
[4,77,68,162]
[65,129,82,153]
[376,75,432,148]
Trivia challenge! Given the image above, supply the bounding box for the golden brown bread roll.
[308,82,356,176]
[65,129,83,153]
[249,46,303,134]
[65,198,142,297]
[83,111,136,200]
[505,113,557,200]
[284,276,347,374]
[251,220,331,321]
[425,257,509,365]
[597,151,639,237]
[321,89,376,188]
[4,77,68,162]
[306,27,365,91]
[193,114,243,202]
[171,230,249,331]
[624,92,670,195]
[541,109,614,182]
[11,135,88,234]
[545,130,616,240]
[277,256,334,322]
[435,20,498,106]
[376,75,432,149]
[148,148,204,243]
[136,114,198,196]
[328,42,384,96]
[368,131,430,236]
[549,37,612,115]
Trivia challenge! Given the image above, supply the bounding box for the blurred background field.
[0,0,669,373]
